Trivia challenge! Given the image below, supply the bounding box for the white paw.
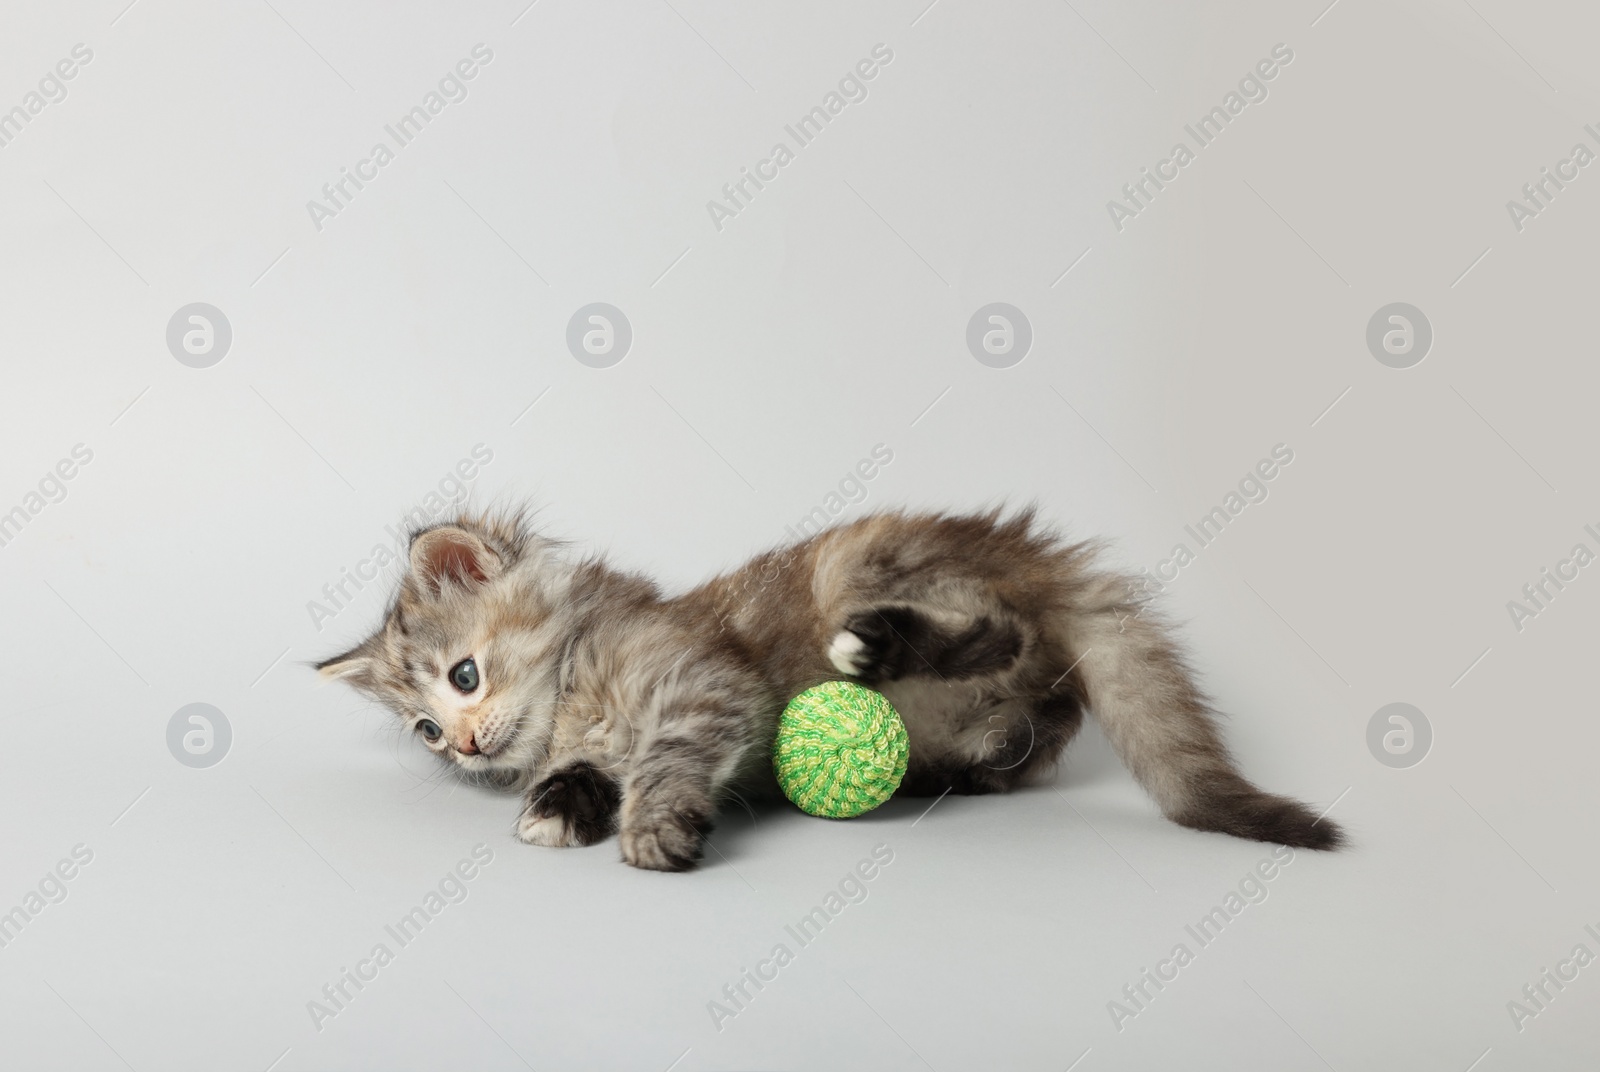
[827,629,868,676]
[515,813,577,847]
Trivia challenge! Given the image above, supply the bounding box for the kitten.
[318,507,1343,871]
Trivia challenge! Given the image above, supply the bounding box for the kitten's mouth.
[468,715,524,762]
[475,735,512,759]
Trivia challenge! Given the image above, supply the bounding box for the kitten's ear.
[410,526,503,595]
[316,634,380,689]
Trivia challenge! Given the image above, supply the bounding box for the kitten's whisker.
[723,788,759,826]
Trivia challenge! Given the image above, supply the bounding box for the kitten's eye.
[417,719,442,742]
[449,657,479,693]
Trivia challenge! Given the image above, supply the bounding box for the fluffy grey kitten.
[318,508,1342,871]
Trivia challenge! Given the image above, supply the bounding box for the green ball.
[774,682,909,818]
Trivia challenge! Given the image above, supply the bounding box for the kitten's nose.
[456,733,479,755]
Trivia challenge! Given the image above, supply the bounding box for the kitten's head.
[316,511,570,781]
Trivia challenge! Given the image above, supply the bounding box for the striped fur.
[318,506,1342,871]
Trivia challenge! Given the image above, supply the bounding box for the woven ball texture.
[774,682,909,818]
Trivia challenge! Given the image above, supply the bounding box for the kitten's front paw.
[516,813,581,847]
[618,806,712,872]
[514,763,619,848]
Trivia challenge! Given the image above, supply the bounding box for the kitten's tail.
[1063,576,1343,850]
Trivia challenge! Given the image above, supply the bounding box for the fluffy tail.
[1063,577,1342,850]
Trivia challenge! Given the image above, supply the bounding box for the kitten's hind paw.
[827,628,874,677]
[827,608,916,683]
[831,605,1023,683]
[515,762,619,848]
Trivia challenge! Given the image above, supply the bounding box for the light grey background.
[1,0,1596,1069]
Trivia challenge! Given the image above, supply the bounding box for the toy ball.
[774,682,909,818]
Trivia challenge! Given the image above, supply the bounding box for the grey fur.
[318,506,1342,871]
